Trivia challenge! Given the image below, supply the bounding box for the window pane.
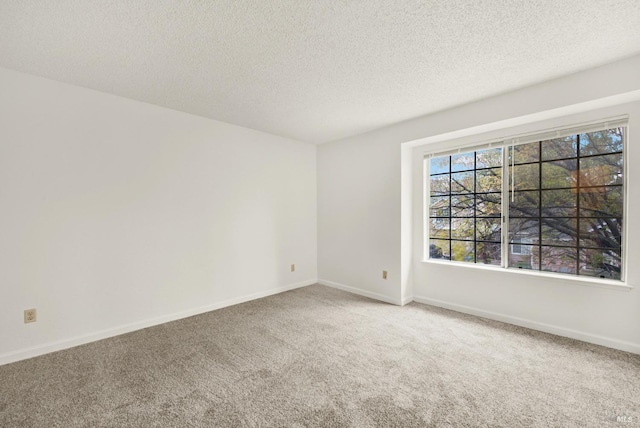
[477,242,501,266]
[451,171,474,194]
[541,159,577,189]
[541,189,577,217]
[451,240,474,262]
[579,128,623,156]
[541,136,577,161]
[476,193,501,217]
[541,219,577,247]
[540,246,577,275]
[476,218,501,242]
[579,153,623,187]
[509,190,539,218]
[579,248,621,280]
[511,142,539,165]
[429,196,449,217]
[427,148,503,266]
[429,239,450,259]
[430,174,449,195]
[429,218,450,239]
[476,148,502,169]
[579,218,622,250]
[476,167,502,192]
[451,195,474,217]
[451,152,474,172]
[579,186,623,218]
[430,156,450,175]
[510,163,539,191]
[509,219,539,243]
[451,218,474,240]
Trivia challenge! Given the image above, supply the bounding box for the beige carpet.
[0,284,638,427]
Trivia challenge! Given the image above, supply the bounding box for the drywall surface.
[317,54,640,351]
[0,68,317,364]
[317,137,402,303]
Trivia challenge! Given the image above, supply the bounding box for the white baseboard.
[0,279,317,366]
[401,295,414,306]
[412,295,640,355]
[318,279,402,305]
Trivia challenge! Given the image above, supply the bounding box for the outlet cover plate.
[24,308,37,324]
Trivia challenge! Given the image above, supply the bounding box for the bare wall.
[0,68,317,364]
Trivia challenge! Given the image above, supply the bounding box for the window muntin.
[426,126,625,281]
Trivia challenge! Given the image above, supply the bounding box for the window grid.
[428,126,625,280]
[428,149,502,264]
[508,134,623,278]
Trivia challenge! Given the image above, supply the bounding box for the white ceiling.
[1,1,640,143]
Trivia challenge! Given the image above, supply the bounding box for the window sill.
[421,259,632,291]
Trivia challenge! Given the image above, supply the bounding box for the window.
[511,237,532,255]
[429,148,503,265]
[426,124,625,281]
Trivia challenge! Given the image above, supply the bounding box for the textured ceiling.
[1,1,640,143]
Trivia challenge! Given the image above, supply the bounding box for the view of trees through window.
[428,127,624,280]
[429,148,503,265]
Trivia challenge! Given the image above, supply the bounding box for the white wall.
[317,54,640,352]
[0,68,317,364]
[317,137,402,303]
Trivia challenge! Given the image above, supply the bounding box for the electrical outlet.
[291,264,295,272]
[382,270,388,280]
[24,308,37,324]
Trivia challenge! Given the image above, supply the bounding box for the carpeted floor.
[0,284,639,427]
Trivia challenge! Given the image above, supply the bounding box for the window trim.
[424,258,632,291]
[423,117,629,285]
